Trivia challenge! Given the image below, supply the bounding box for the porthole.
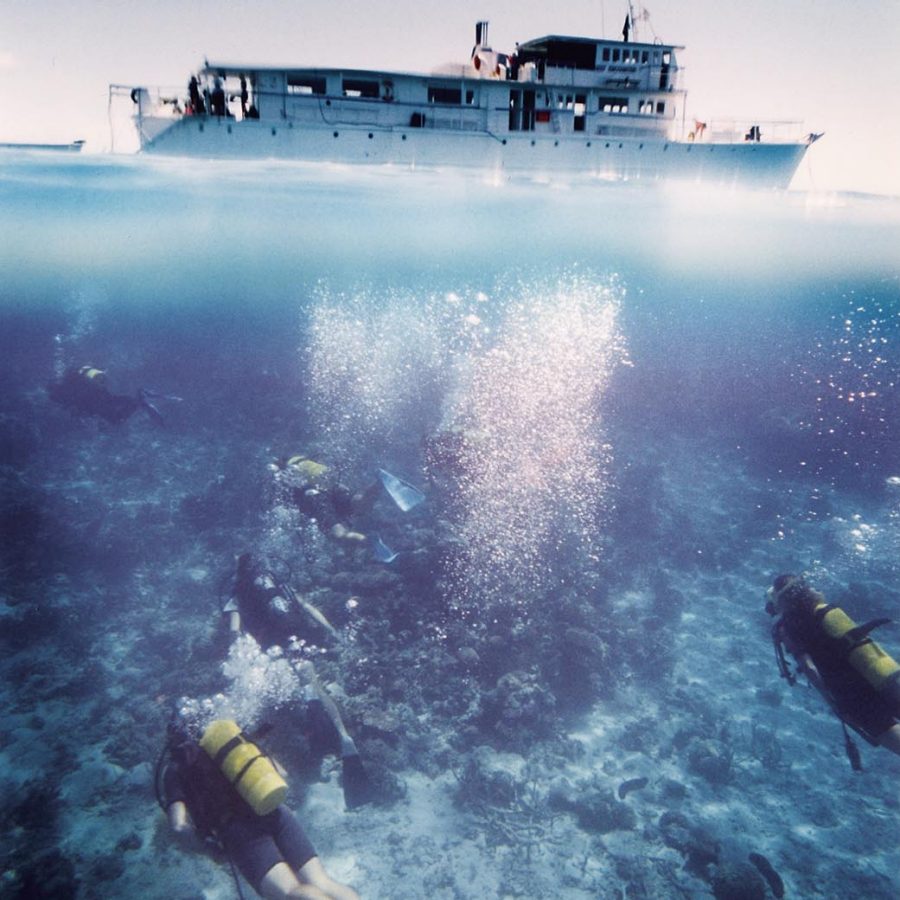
[501,139,507,145]
[586,141,592,147]
[401,134,407,141]
[333,131,339,138]
[271,127,277,136]
[368,133,373,139]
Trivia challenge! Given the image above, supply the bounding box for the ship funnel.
[475,20,489,48]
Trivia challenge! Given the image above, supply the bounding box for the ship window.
[656,101,665,114]
[342,78,379,98]
[602,48,611,62]
[466,90,475,105]
[641,51,649,63]
[612,48,621,62]
[543,40,597,69]
[428,86,463,105]
[639,100,654,115]
[288,76,326,95]
[600,97,628,114]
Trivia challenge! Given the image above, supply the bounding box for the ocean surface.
[2,152,899,899]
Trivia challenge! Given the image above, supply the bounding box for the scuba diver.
[224,552,340,650]
[47,365,175,425]
[223,553,374,809]
[271,455,425,554]
[271,455,373,543]
[767,573,900,768]
[157,717,360,900]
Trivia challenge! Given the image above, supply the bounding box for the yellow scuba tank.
[814,603,900,706]
[286,455,330,483]
[199,719,287,815]
[78,366,106,384]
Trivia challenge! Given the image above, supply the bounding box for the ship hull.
[141,116,807,189]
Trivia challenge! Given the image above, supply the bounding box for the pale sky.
[1,0,898,195]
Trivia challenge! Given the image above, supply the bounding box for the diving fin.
[372,535,399,564]
[304,677,374,808]
[339,734,374,809]
[841,722,863,773]
[142,388,184,403]
[378,469,425,512]
[138,389,165,426]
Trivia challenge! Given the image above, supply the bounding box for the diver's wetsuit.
[163,738,317,893]
[231,554,314,650]
[777,603,898,743]
[291,481,355,534]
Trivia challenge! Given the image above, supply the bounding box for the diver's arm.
[167,800,209,853]
[168,799,192,833]
[795,651,823,686]
[222,596,241,634]
[777,623,820,686]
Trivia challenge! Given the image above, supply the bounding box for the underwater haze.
[2,152,900,899]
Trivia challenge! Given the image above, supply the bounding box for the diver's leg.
[259,861,330,899]
[296,857,360,900]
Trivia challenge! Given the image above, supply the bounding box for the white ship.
[119,17,819,187]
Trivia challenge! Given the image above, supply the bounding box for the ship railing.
[109,83,186,151]
[110,84,185,119]
[684,118,806,145]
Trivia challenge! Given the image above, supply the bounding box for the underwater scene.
[2,153,900,899]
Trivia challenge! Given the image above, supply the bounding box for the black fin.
[341,752,374,810]
[138,389,165,426]
[842,722,864,772]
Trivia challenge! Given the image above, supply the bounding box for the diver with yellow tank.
[270,453,425,559]
[767,573,900,767]
[158,716,360,900]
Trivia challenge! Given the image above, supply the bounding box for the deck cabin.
[192,26,684,144]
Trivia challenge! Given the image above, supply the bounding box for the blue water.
[2,152,900,898]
